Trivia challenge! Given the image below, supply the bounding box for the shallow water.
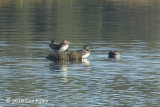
[1,0,160,106]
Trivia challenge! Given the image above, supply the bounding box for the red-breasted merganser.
[77,45,90,59]
[49,40,58,52]
[57,40,70,52]
[108,51,120,59]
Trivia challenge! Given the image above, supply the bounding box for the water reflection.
[82,59,90,67]
[49,59,90,82]
[1,0,160,42]
[1,0,160,106]
[49,59,90,72]
[49,61,69,82]
[108,57,120,61]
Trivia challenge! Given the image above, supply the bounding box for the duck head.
[84,45,89,51]
[63,40,70,44]
[51,40,56,44]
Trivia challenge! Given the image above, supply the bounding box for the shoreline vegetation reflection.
[1,0,160,42]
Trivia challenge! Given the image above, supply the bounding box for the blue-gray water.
[1,0,160,106]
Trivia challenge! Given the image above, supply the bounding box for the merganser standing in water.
[77,45,90,59]
[57,40,70,52]
[49,40,58,52]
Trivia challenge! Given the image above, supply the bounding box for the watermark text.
[6,98,48,104]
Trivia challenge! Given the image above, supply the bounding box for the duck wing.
[77,49,82,53]
[50,44,58,49]
[57,43,64,50]
[108,51,115,58]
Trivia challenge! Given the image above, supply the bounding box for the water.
[1,0,160,106]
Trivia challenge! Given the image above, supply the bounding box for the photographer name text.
[6,98,48,104]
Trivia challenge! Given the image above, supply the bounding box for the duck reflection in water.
[82,59,90,67]
[49,61,69,72]
[49,59,90,72]
[49,59,90,82]
[49,61,69,82]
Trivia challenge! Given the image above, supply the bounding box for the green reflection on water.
[0,0,160,42]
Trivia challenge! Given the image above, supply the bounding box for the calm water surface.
[1,0,160,106]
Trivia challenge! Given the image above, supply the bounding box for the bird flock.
[49,40,120,59]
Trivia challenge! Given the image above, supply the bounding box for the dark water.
[1,0,160,106]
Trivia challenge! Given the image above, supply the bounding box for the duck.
[57,40,70,52]
[77,45,90,59]
[49,40,58,52]
[108,51,120,59]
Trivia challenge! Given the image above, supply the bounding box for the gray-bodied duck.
[77,45,90,59]
[108,51,120,59]
[57,40,70,52]
[49,40,58,52]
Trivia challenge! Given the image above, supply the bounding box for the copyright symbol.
[6,98,11,103]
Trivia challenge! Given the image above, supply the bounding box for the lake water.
[1,0,160,106]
